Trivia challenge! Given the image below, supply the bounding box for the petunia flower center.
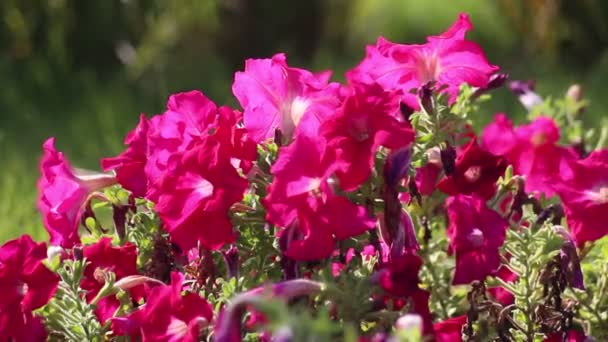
[347,117,371,142]
[16,281,28,297]
[281,96,310,139]
[591,186,608,204]
[196,178,214,198]
[166,317,189,339]
[416,51,441,84]
[464,165,482,183]
[467,228,484,247]
[531,132,547,147]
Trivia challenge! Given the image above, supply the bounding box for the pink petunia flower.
[320,83,415,191]
[446,195,508,284]
[101,114,149,197]
[0,235,59,341]
[433,315,467,342]
[437,137,508,200]
[347,13,498,103]
[264,134,375,260]
[112,272,213,341]
[481,114,578,197]
[144,91,256,202]
[232,53,342,143]
[144,90,220,189]
[553,149,608,247]
[81,238,143,323]
[38,138,117,248]
[153,135,248,251]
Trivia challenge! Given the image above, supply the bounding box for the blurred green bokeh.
[1,0,607,242]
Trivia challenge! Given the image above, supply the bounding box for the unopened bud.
[114,275,165,290]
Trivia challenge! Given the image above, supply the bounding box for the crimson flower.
[232,53,341,142]
[434,315,467,342]
[81,238,143,323]
[153,135,248,251]
[320,83,415,191]
[446,195,508,284]
[145,91,255,201]
[264,134,375,260]
[437,137,508,200]
[112,272,213,341]
[347,13,498,103]
[482,114,578,197]
[38,138,116,247]
[553,149,608,246]
[0,235,59,341]
[101,114,149,197]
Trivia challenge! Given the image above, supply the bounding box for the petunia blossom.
[144,90,220,189]
[437,137,508,200]
[232,53,342,143]
[347,13,498,103]
[264,134,375,260]
[320,83,415,191]
[112,272,213,341]
[434,315,467,342]
[481,114,578,197]
[446,195,508,284]
[38,138,117,247]
[81,238,143,323]
[153,135,248,251]
[144,91,256,202]
[101,114,149,197]
[0,235,59,341]
[552,149,608,247]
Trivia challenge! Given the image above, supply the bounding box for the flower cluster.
[2,12,607,342]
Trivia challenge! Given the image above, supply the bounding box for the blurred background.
[2,0,608,241]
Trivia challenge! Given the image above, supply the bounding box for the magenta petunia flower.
[144,90,219,189]
[0,235,59,341]
[144,91,256,203]
[481,114,578,197]
[347,13,498,103]
[319,83,415,191]
[112,272,213,341]
[38,138,117,247]
[153,135,248,251]
[264,134,375,260]
[81,238,143,323]
[232,53,342,143]
[433,315,467,342]
[101,114,149,197]
[553,149,608,246]
[437,137,508,200]
[446,195,508,284]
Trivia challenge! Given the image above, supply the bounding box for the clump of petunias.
[347,13,498,103]
[112,272,213,341]
[446,194,508,284]
[264,134,376,260]
[481,114,577,197]
[553,149,608,246]
[38,138,116,247]
[319,83,415,191]
[0,235,59,341]
[232,53,342,143]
